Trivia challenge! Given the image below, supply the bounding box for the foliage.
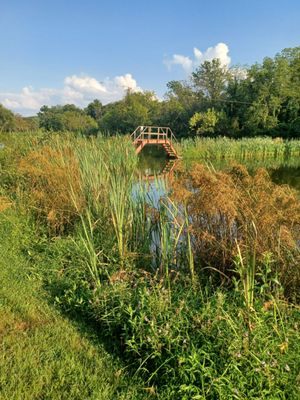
[0,104,15,132]
[100,91,156,134]
[192,58,230,105]
[38,104,98,135]
[2,132,300,399]
[85,99,103,121]
[189,108,225,135]
[89,276,300,399]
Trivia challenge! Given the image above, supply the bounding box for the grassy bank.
[1,131,300,398]
[0,210,149,400]
[177,137,300,166]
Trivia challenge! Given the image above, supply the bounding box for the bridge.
[131,126,180,158]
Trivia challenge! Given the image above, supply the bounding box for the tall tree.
[85,99,103,121]
[191,59,230,106]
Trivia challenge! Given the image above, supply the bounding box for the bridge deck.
[131,126,180,158]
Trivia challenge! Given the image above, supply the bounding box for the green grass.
[1,131,300,399]
[0,210,148,400]
[177,137,300,169]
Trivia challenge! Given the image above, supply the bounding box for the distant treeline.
[1,46,300,138]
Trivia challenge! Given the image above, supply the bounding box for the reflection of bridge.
[141,158,179,181]
[131,126,180,158]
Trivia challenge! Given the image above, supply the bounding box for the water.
[137,147,300,266]
[138,148,300,193]
[270,167,300,192]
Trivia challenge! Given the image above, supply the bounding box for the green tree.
[153,81,199,137]
[99,91,155,133]
[189,108,225,135]
[85,99,103,121]
[0,104,15,132]
[38,104,98,134]
[61,111,98,134]
[191,59,230,106]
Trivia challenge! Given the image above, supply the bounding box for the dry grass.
[172,164,300,295]
[0,196,12,212]
[19,145,84,232]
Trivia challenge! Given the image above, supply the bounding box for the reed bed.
[2,131,300,399]
[178,136,300,163]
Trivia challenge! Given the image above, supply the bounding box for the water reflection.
[138,147,300,193]
[270,167,300,192]
[138,145,179,180]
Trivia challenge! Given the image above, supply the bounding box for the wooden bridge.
[131,126,180,158]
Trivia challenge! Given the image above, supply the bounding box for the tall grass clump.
[19,142,84,232]
[172,163,300,299]
[0,131,47,197]
[57,135,158,287]
[178,136,300,167]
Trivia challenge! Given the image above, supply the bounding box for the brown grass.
[172,164,300,295]
[19,146,84,232]
[0,196,12,212]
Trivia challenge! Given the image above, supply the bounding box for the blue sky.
[1,0,300,115]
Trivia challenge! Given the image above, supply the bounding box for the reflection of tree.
[270,167,300,192]
[140,158,180,181]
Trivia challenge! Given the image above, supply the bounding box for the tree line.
[1,46,299,138]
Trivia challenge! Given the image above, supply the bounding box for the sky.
[0,0,300,116]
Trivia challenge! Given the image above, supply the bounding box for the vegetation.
[0,210,148,399]
[1,132,299,398]
[178,136,300,163]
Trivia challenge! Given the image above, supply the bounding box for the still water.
[138,146,300,193]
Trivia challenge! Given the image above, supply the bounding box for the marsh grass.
[2,132,300,399]
[178,136,300,163]
[172,163,300,298]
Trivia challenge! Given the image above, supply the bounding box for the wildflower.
[285,364,290,372]
[279,341,288,353]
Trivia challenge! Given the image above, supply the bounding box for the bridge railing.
[131,126,177,143]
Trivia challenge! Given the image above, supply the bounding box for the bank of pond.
[0,131,300,399]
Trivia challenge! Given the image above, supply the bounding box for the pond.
[138,145,300,193]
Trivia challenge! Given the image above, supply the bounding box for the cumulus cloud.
[164,54,193,73]
[64,75,107,94]
[0,86,56,111]
[164,42,231,73]
[114,73,142,92]
[0,73,142,115]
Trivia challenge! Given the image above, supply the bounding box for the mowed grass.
[0,210,147,400]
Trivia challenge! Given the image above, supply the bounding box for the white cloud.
[164,42,231,73]
[64,75,107,94]
[0,86,56,111]
[164,54,193,72]
[114,73,142,92]
[0,73,143,116]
